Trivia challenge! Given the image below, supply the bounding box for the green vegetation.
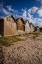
[29,32,40,35]
[32,35,37,39]
[0,32,41,46]
[25,33,29,35]
[25,32,40,36]
[0,35,24,46]
[25,32,41,39]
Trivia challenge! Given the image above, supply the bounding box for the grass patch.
[32,35,37,39]
[24,33,29,36]
[24,32,41,39]
[0,35,24,46]
[29,32,40,35]
[29,32,40,39]
[25,32,40,36]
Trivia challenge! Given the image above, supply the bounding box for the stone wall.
[16,18,25,31]
[4,16,17,36]
[25,21,30,33]
[30,24,34,32]
[0,19,4,36]
[25,21,34,33]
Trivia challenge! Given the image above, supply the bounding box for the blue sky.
[0,0,42,27]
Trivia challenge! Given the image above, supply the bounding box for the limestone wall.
[25,21,30,33]
[25,21,34,33]
[4,16,17,36]
[16,18,25,31]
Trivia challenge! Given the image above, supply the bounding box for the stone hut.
[16,18,25,31]
[40,27,42,32]
[30,23,34,32]
[25,20,34,33]
[34,26,40,32]
[0,15,17,36]
[25,20,30,33]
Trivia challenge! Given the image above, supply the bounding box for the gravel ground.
[1,35,42,64]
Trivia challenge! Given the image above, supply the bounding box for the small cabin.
[25,20,34,33]
[25,21,30,33]
[30,23,34,32]
[40,27,42,32]
[0,15,17,36]
[16,18,25,31]
[34,26,40,32]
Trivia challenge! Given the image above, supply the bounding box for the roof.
[16,17,25,24]
[29,23,34,27]
[0,18,4,21]
[4,15,16,22]
[25,20,34,27]
[34,26,39,28]
[25,20,29,24]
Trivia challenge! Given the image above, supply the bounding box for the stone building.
[25,20,34,33]
[34,26,40,32]
[30,23,34,32]
[40,27,42,32]
[0,15,17,36]
[25,21,30,33]
[16,18,25,31]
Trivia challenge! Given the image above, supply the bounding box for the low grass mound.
[29,32,40,35]
[24,32,41,39]
[25,32,40,36]
[0,35,24,46]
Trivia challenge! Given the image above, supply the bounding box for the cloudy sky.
[0,0,42,27]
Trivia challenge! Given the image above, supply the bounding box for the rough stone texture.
[16,18,25,31]
[0,47,4,64]
[30,23,34,32]
[25,21,34,33]
[2,35,42,64]
[25,21,30,33]
[0,15,17,36]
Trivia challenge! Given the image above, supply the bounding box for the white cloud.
[0,4,18,16]
[22,10,27,20]
[37,8,42,17]
[27,11,42,27]
[2,8,11,15]
[34,18,42,27]
[28,13,33,18]
[27,6,42,27]
[7,5,18,14]
[7,6,14,12]
[36,0,42,3]
[37,19,42,27]
[28,6,38,14]
[38,22,42,27]
[32,18,42,27]
[0,1,42,27]
[0,0,4,11]
[28,13,31,18]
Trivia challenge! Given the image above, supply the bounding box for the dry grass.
[25,32,40,36]
[0,35,24,46]
[0,32,42,46]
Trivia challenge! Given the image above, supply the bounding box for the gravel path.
[1,35,42,64]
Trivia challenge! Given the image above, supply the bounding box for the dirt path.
[0,47,4,64]
[2,35,42,64]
